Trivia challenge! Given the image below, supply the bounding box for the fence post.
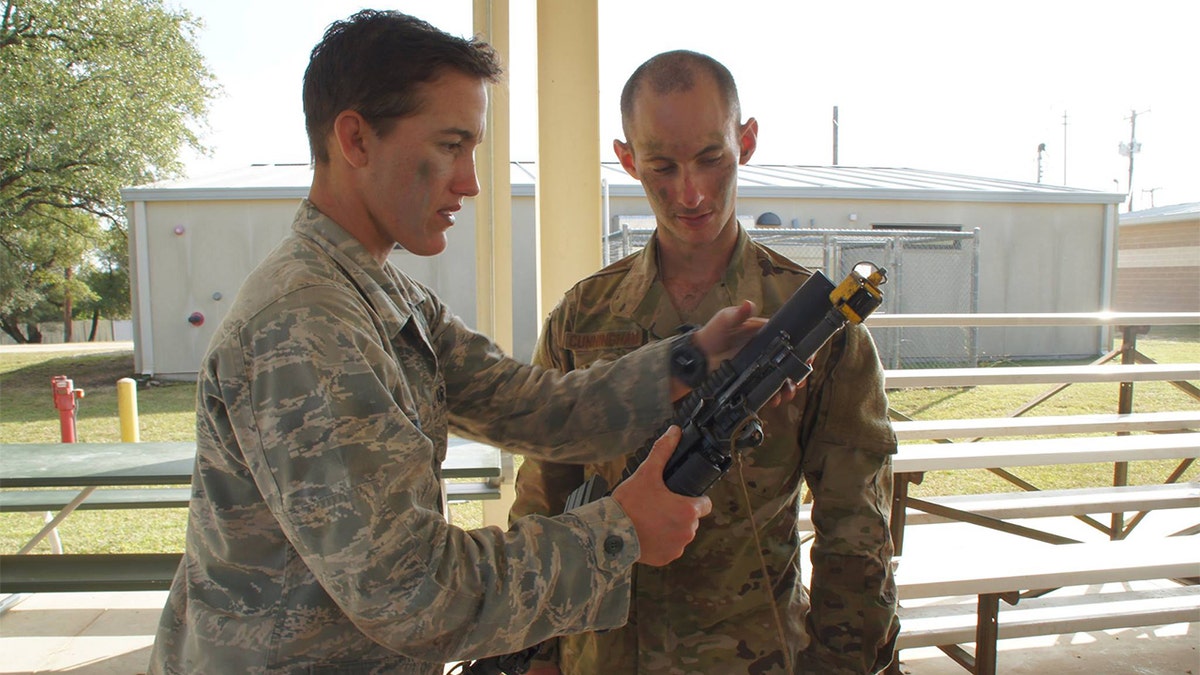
[118,377,140,442]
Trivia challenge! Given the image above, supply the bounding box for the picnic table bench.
[0,439,502,514]
[0,438,503,595]
[887,535,1200,675]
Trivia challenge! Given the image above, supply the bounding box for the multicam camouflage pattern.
[511,228,900,674]
[148,201,682,675]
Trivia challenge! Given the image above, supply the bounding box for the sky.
[172,0,1200,211]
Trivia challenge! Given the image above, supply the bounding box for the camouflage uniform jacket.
[511,227,900,674]
[148,202,685,675]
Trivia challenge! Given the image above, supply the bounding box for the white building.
[122,163,1123,379]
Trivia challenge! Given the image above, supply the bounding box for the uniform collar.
[608,224,766,326]
[292,200,424,341]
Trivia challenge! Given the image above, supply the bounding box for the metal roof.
[123,162,1124,205]
[1119,202,1200,225]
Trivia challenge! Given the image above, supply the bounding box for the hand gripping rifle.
[453,262,887,675]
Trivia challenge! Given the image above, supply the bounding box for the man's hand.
[676,301,806,405]
[611,425,712,566]
[691,300,763,370]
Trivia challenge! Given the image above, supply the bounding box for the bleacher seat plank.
[884,363,1200,389]
[894,536,1199,600]
[894,432,1200,474]
[897,585,1200,650]
[892,410,1200,441]
[798,482,1200,531]
[0,553,182,593]
[910,483,1199,521]
[0,487,192,512]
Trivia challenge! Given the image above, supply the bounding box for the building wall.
[129,198,484,379]
[129,199,297,378]
[596,194,1114,360]
[128,191,1117,377]
[1115,219,1200,312]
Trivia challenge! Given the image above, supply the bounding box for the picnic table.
[0,438,503,595]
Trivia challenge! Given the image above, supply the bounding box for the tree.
[77,224,130,341]
[0,0,216,342]
[0,209,97,343]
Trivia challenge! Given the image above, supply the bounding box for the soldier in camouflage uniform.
[510,51,900,674]
[147,15,782,675]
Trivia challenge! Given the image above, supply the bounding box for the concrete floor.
[0,588,1195,674]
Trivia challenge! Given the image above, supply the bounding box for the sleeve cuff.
[560,496,640,574]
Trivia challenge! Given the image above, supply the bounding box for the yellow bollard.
[117,377,140,442]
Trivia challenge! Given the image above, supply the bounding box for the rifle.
[452,262,887,675]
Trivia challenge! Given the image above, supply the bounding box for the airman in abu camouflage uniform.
[147,14,771,674]
[510,51,900,674]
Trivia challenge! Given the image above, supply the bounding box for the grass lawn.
[2,326,1196,554]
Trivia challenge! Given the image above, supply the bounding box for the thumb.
[732,299,756,323]
[697,300,759,358]
[718,300,755,330]
[640,425,682,477]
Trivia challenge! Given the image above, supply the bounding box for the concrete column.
[474,0,518,529]
[472,0,513,354]
[535,0,601,322]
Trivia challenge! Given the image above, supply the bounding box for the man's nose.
[678,171,702,209]
[455,157,481,197]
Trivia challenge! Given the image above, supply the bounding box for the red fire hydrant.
[52,375,85,443]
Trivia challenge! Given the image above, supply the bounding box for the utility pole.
[1037,143,1046,183]
[1119,109,1148,213]
[832,105,839,165]
[1142,187,1161,209]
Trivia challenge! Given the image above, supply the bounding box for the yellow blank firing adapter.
[830,261,887,324]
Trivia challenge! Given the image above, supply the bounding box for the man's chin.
[393,236,448,258]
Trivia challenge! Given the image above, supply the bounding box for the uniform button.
[603,535,624,555]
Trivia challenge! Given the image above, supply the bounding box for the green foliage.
[0,0,217,341]
[0,208,100,341]
[76,225,132,340]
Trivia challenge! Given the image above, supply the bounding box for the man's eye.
[651,165,675,175]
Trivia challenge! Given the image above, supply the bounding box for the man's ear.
[613,138,639,179]
[738,117,759,165]
[332,111,371,169]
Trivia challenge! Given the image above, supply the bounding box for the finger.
[640,425,681,474]
[784,378,798,398]
[693,495,713,518]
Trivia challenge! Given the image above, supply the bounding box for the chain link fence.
[604,223,980,367]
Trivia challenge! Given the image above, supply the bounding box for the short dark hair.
[303,9,503,164]
[619,50,740,141]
